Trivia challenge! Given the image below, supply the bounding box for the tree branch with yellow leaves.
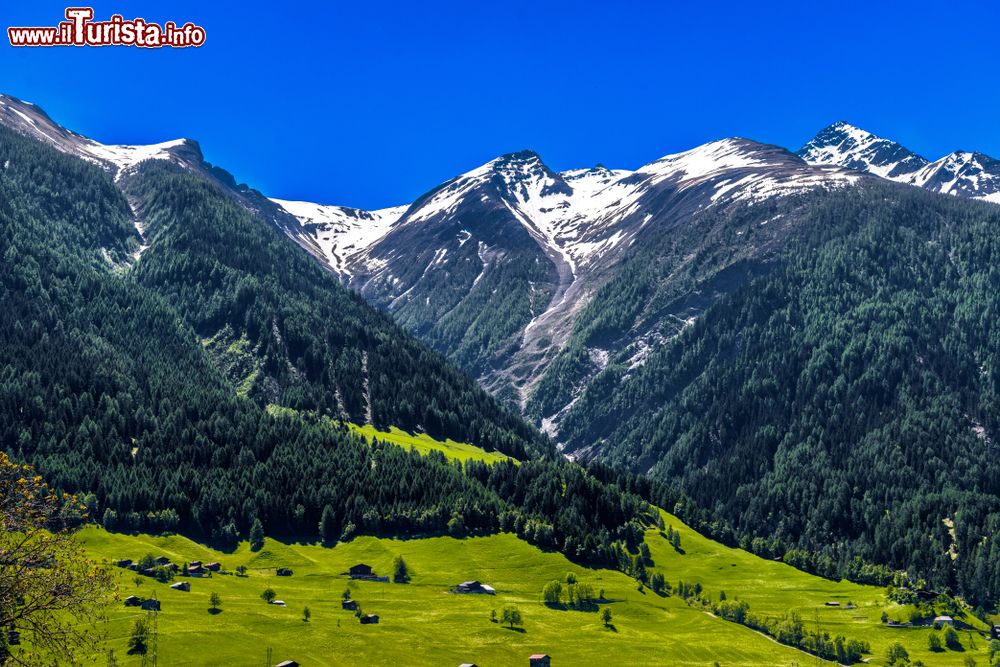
[0,452,115,665]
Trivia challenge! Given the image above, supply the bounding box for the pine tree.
[392,555,410,583]
[127,619,148,655]
[319,505,337,543]
[249,518,265,552]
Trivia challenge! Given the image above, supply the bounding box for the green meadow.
[262,406,514,465]
[84,528,808,666]
[347,423,514,464]
[74,427,991,666]
[79,508,991,667]
[645,512,992,665]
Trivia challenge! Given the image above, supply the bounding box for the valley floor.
[79,510,990,666]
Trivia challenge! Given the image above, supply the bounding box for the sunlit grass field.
[645,511,991,665]
[76,427,989,666]
[83,528,812,666]
[79,508,991,666]
[348,423,514,464]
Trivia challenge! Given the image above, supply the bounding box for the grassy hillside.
[79,509,990,666]
[262,407,514,464]
[645,510,991,665]
[348,423,515,464]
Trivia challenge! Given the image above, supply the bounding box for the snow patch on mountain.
[636,139,860,206]
[82,139,190,180]
[271,198,408,276]
[641,139,769,183]
[712,168,860,205]
[10,107,37,128]
[561,165,633,194]
[471,241,490,289]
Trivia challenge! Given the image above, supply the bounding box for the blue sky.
[1,1,998,209]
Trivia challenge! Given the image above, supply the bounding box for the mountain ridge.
[272,136,864,414]
[799,120,1000,203]
[276,137,863,282]
[267,122,1000,435]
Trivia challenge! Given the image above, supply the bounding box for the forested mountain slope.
[0,119,662,563]
[558,181,1000,604]
[0,93,541,458]
[120,160,540,457]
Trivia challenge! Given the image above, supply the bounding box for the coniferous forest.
[0,125,650,565]
[556,183,1000,605]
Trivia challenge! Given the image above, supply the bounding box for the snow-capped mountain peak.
[798,120,929,180]
[640,138,776,182]
[799,121,1000,203]
[383,150,611,275]
[404,149,568,224]
[910,150,1000,203]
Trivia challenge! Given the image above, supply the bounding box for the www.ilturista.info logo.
[8,8,206,48]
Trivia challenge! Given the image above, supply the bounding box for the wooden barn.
[349,563,373,577]
[456,581,496,595]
